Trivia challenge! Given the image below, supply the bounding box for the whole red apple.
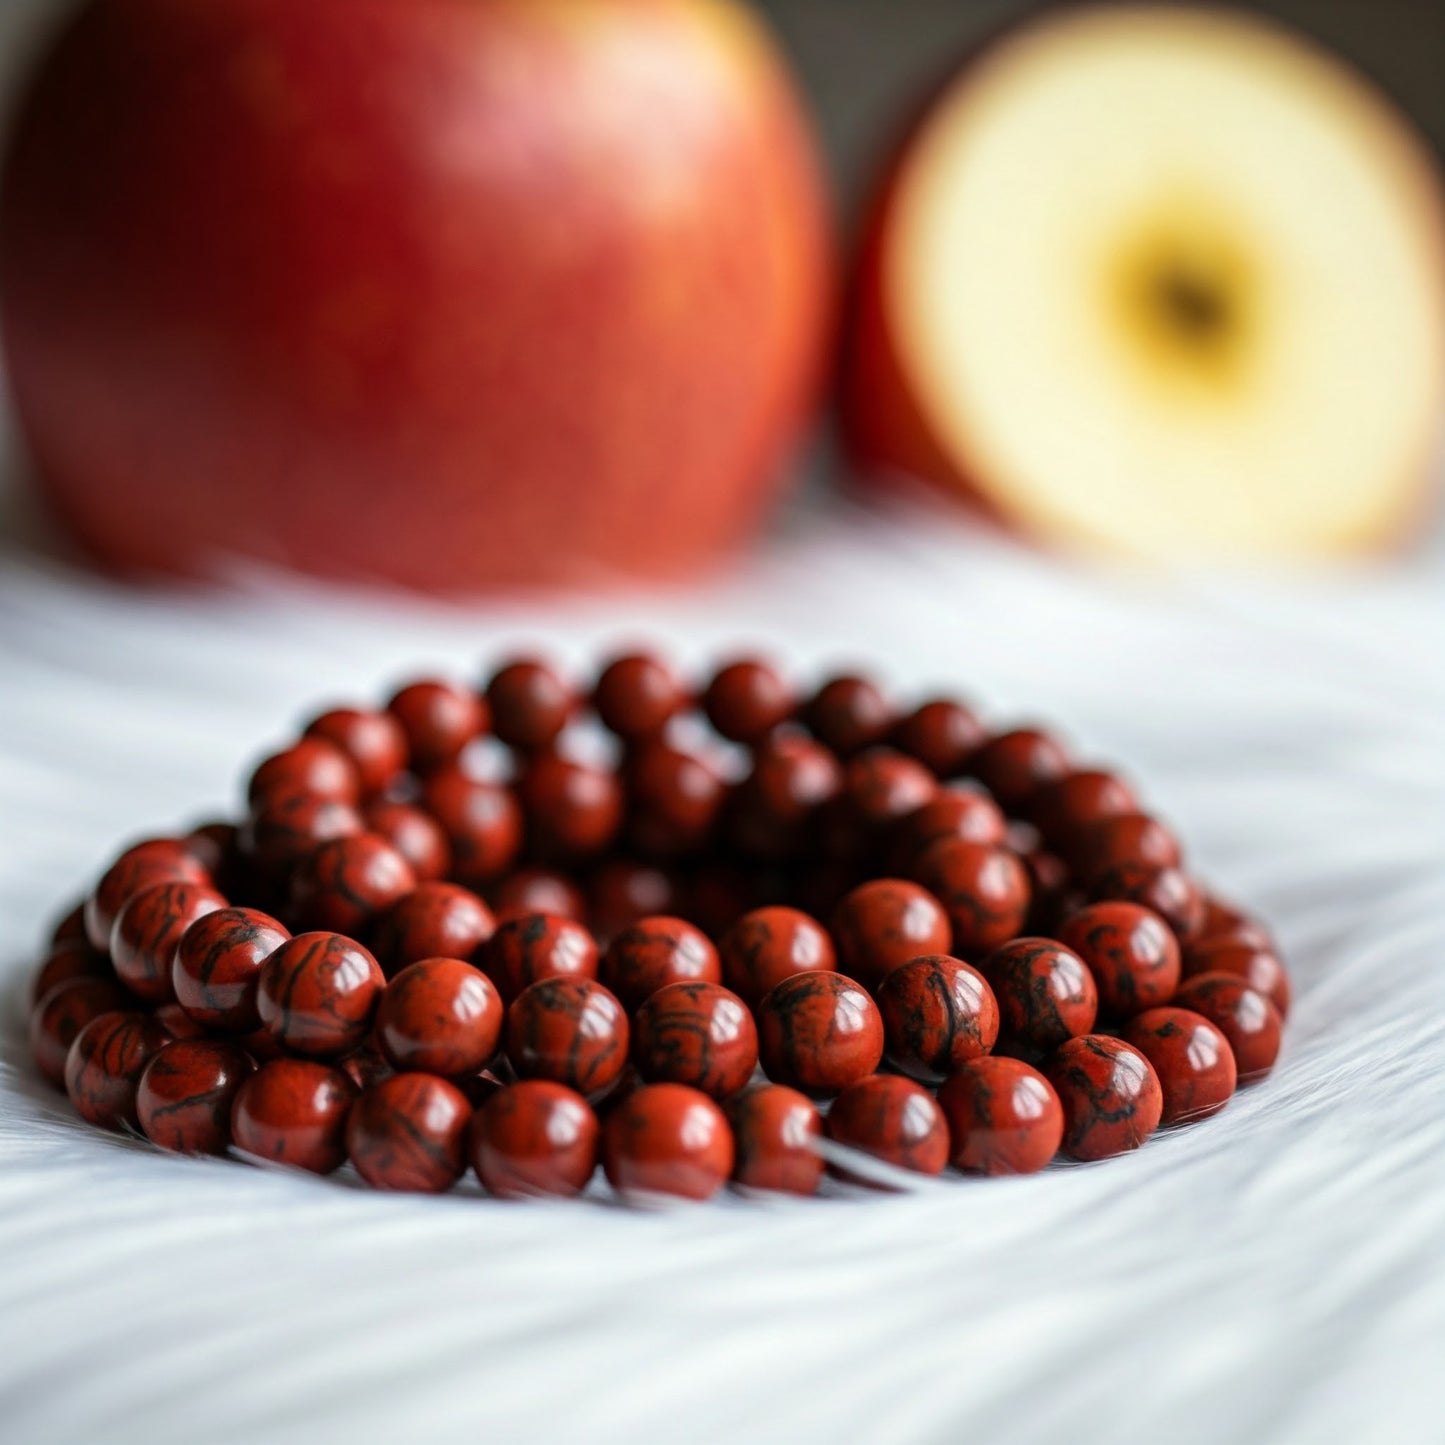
[0,0,832,590]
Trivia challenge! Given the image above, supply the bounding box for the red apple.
[0,0,832,590]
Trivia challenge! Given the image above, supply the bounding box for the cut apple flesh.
[860,5,1445,558]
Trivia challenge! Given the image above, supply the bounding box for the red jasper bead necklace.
[28,649,1288,1203]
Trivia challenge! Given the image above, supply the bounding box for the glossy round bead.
[247,737,360,810]
[304,707,407,799]
[240,794,363,880]
[802,674,894,757]
[256,932,385,1058]
[890,785,1008,870]
[986,938,1099,1056]
[153,1001,208,1040]
[506,976,630,1097]
[725,1083,824,1196]
[362,800,451,883]
[624,741,725,857]
[289,833,417,936]
[827,1075,949,1180]
[1046,1035,1164,1161]
[481,911,599,1003]
[830,878,952,991]
[420,769,522,886]
[839,747,937,837]
[589,858,682,940]
[375,958,503,1076]
[471,1081,599,1199]
[346,1073,472,1193]
[48,900,89,948]
[1077,811,1182,880]
[1197,895,1275,950]
[136,1039,254,1154]
[911,839,1031,956]
[968,728,1071,813]
[632,982,758,1098]
[756,971,884,1096]
[1122,1007,1238,1124]
[519,753,623,860]
[31,939,113,1005]
[1090,861,1205,942]
[601,916,721,1013]
[593,652,688,738]
[339,1042,394,1092]
[603,1083,734,1202]
[110,879,228,1002]
[230,1059,357,1173]
[938,1057,1064,1175]
[492,868,586,924]
[730,735,842,860]
[890,698,986,778]
[702,658,793,744]
[877,955,1000,1082]
[1182,937,1291,1016]
[1056,902,1181,1019]
[30,976,131,1087]
[64,1011,171,1130]
[369,882,495,978]
[385,678,487,773]
[183,821,238,876]
[85,838,211,950]
[172,906,290,1032]
[1172,973,1283,1082]
[1030,769,1139,850]
[486,658,574,752]
[719,906,836,1007]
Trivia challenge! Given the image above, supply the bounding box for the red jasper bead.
[594,652,689,738]
[370,882,495,978]
[601,915,721,1013]
[827,1074,949,1180]
[518,753,624,860]
[172,906,290,1032]
[506,976,630,1097]
[1047,1035,1164,1161]
[725,1083,823,1196]
[49,899,89,948]
[877,955,999,1081]
[64,1011,171,1130]
[339,1042,394,1092]
[987,938,1099,1056]
[256,932,385,1058]
[890,698,987,778]
[289,833,417,935]
[830,878,952,991]
[153,1001,208,1040]
[1030,769,1139,850]
[486,658,575,752]
[756,970,883,1096]
[471,1080,599,1199]
[702,658,794,744]
[420,768,522,887]
[481,911,599,1003]
[624,741,725,857]
[1077,812,1182,879]
[30,976,131,1087]
[304,708,407,799]
[231,1059,357,1173]
[136,1038,254,1154]
[31,939,114,1005]
[183,821,238,875]
[375,957,503,1076]
[968,728,1071,813]
[1091,861,1205,943]
[587,858,681,940]
[1122,1007,1238,1124]
[730,735,842,860]
[938,1056,1064,1175]
[346,1073,472,1193]
[719,906,836,1007]
[1056,902,1181,1019]
[603,1082,734,1202]
[802,674,895,757]
[1197,894,1275,950]
[85,838,211,950]
[632,981,758,1098]
[362,800,451,883]
[240,794,364,880]
[890,785,1008,870]
[247,737,360,811]
[493,868,587,924]
[110,879,228,1002]
[838,747,938,839]
[385,678,487,774]
[1182,937,1291,1016]
[911,838,1031,956]
[1171,973,1283,1082]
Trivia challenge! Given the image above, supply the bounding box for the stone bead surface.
[889,786,1008,870]
[593,652,688,738]
[601,916,721,1013]
[1090,862,1205,943]
[986,938,1099,1056]
[136,1038,255,1154]
[830,878,952,991]
[471,1080,599,1199]
[361,800,451,883]
[756,971,884,1096]
[65,1011,172,1130]
[505,976,630,1097]
[1122,1007,1238,1124]
[289,833,417,935]
[1056,902,1181,1018]
[1182,937,1292,1016]
[110,879,228,1003]
[153,1001,208,1040]
[172,906,290,1032]
[240,794,363,881]
[31,939,114,1006]
[968,728,1071,812]
[519,753,624,860]
[375,957,503,1076]
[369,882,495,978]
[231,1059,357,1173]
[1077,812,1183,879]
[802,675,895,757]
[1047,1035,1164,1161]
[1197,895,1275,950]
[719,906,836,1006]
[587,859,681,941]
[730,736,842,860]
[256,932,386,1058]
[725,1083,824,1196]
[827,1074,949,1180]
[85,838,211,951]
[49,900,89,947]
[624,741,725,857]
[911,839,1031,956]
[486,658,575,752]
[420,769,523,886]
[493,868,587,924]
[30,976,131,1087]
[1030,769,1138,851]
[837,747,938,845]
[481,911,600,1003]
[889,698,986,778]
[603,1083,734,1202]
[702,658,794,744]
[877,954,1000,1082]
[385,678,487,773]
[346,1073,472,1193]
[304,707,407,798]
[1172,973,1283,1082]
[938,1057,1064,1175]
[247,737,360,810]
[632,982,758,1098]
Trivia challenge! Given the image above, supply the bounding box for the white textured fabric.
[2,474,1443,1444]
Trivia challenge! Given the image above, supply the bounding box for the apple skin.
[0,0,832,591]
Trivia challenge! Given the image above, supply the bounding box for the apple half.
[845,5,1445,558]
